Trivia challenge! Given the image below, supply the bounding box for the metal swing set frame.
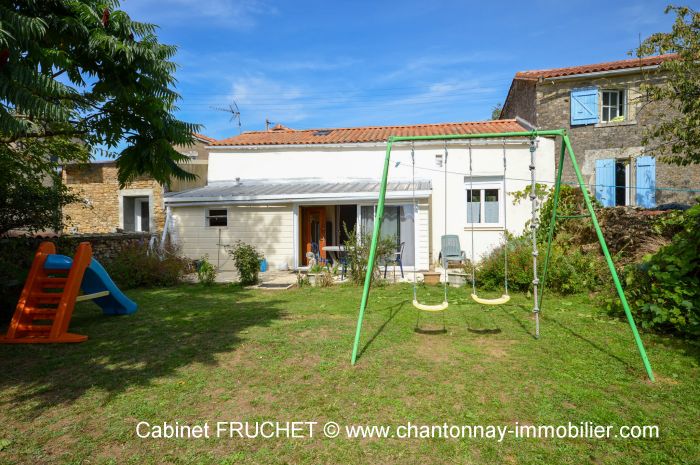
[350,129,655,382]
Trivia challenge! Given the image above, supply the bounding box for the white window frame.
[601,89,626,123]
[206,208,228,227]
[464,180,505,228]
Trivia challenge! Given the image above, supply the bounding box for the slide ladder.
[2,242,93,343]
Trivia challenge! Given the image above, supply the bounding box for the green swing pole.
[351,138,394,365]
[538,141,567,314]
[350,129,654,381]
[352,130,563,365]
[563,134,655,382]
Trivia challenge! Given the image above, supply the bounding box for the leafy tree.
[491,103,503,120]
[0,0,200,186]
[637,5,700,165]
[0,137,88,235]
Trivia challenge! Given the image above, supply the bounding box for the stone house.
[501,54,700,207]
[62,134,215,234]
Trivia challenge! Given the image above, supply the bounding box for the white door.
[134,198,150,232]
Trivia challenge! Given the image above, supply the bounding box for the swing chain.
[529,136,540,338]
[411,142,417,303]
[468,141,476,294]
[443,141,448,303]
[502,139,509,295]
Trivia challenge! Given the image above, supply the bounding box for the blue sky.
[123,0,675,140]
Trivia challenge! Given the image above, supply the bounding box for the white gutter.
[207,141,387,150]
[164,190,432,206]
[543,64,662,82]
[205,139,530,151]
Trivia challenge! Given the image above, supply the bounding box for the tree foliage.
[615,203,700,337]
[638,5,700,165]
[0,0,200,186]
[491,103,502,120]
[0,137,88,235]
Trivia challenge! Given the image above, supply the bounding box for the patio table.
[322,245,346,265]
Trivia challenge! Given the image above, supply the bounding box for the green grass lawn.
[0,283,698,464]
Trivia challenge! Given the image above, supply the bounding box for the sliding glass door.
[359,204,415,266]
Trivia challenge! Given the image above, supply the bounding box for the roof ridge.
[212,119,526,146]
[515,53,676,79]
[193,133,217,143]
[232,119,518,137]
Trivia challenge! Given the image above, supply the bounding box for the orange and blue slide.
[0,241,137,344]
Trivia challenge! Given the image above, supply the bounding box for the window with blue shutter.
[571,87,599,126]
[595,159,615,207]
[635,156,656,208]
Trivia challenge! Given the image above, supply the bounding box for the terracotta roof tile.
[193,133,217,143]
[515,54,676,80]
[212,119,527,146]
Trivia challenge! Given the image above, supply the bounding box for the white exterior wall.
[205,138,555,266]
[171,204,294,271]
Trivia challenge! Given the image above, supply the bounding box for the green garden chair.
[440,235,466,269]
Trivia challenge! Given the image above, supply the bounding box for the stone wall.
[173,138,211,161]
[168,161,209,193]
[62,163,165,234]
[0,233,153,318]
[30,232,152,262]
[530,72,699,205]
[501,78,537,123]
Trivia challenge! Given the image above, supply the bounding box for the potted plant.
[307,263,324,286]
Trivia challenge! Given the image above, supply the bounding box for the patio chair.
[384,241,405,279]
[439,235,466,269]
[310,242,329,269]
[338,251,348,280]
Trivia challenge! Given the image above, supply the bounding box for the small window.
[206,209,227,227]
[466,183,502,225]
[601,90,626,122]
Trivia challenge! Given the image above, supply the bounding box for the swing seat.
[470,293,510,306]
[412,300,449,312]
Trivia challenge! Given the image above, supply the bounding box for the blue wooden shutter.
[571,87,599,125]
[635,156,656,208]
[595,159,615,207]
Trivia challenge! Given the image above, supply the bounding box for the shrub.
[613,203,700,337]
[196,255,217,286]
[105,242,188,289]
[296,272,310,288]
[227,241,263,285]
[0,238,39,320]
[512,184,596,244]
[342,224,397,285]
[317,269,335,288]
[474,234,606,295]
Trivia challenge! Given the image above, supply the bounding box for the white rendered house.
[164,120,555,272]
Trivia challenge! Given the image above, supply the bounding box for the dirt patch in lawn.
[415,334,459,363]
[218,342,266,369]
[475,338,517,359]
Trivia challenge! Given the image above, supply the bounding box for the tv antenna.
[212,101,242,134]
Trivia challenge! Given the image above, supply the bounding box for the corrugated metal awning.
[164,179,432,205]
